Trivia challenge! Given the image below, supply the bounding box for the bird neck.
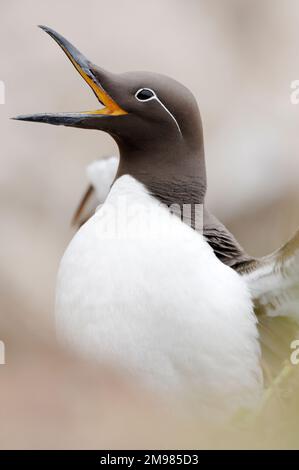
[115,139,206,207]
[114,139,253,269]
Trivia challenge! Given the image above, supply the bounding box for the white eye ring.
[134,87,182,137]
[135,88,156,102]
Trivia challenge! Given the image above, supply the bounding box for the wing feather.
[242,230,299,382]
[72,156,118,227]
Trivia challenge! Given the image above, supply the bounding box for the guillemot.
[15,27,299,416]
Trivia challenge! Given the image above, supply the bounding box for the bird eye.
[135,88,155,101]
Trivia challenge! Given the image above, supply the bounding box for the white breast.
[56,175,262,417]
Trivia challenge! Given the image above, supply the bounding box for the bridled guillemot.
[15,27,299,417]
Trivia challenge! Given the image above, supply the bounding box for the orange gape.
[59,42,127,116]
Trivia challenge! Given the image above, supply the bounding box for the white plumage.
[56,175,262,417]
[86,157,118,204]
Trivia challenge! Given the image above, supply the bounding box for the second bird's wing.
[241,230,299,381]
[72,156,119,227]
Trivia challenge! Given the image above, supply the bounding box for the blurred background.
[1,0,299,448]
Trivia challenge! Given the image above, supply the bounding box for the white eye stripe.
[134,88,182,137]
[155,96,182,136]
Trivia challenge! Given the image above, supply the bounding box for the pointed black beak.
[13,26,127,128]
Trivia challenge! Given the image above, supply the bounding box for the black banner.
[0,450,295,465]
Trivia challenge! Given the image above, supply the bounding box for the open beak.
[13,26,128,128]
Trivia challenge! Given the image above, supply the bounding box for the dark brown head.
[14,26,206,204]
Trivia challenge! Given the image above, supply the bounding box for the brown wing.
[71,185,98,228]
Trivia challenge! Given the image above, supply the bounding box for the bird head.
[14,26,206,202]
[15,27,203,149]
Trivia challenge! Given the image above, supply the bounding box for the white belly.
[56,176,262,415]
